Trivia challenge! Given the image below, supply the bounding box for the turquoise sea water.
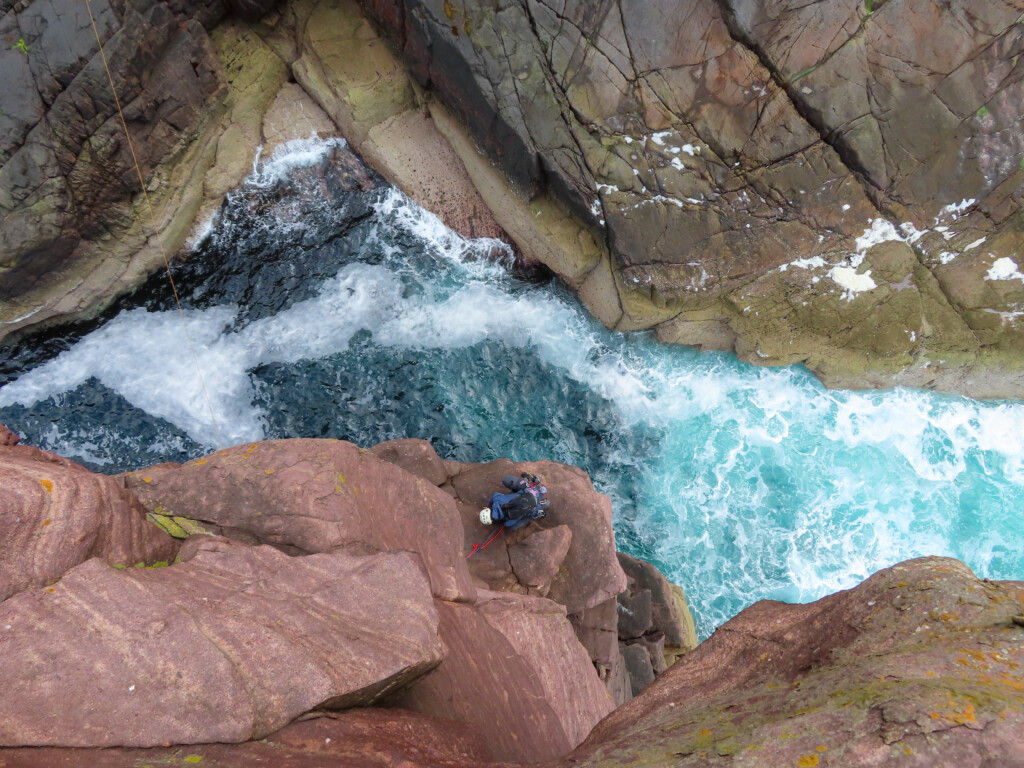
[2,139,1022,638]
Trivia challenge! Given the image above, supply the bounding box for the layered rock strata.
[355,0,1024,396]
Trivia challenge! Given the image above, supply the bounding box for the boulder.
[563,557,1024,767]
[616,589,653,640]
[618,552,698,651]
[370,437,449,487]
[507,524,572,596]
[0,709,497,768]
[0,432,178,602]
[448,459,627,613]
[123,439,475,601]
[397,590,615,763]
[0,538,443,748]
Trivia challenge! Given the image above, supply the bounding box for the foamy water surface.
[2,138,1022,637]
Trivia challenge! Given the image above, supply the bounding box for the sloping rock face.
[558,557,1024,767]
[122,437,623,761]
[122,438,476,601]
[0,709,501,768]
[0,0,229,332]
[0,429,178,601]
[0,537,443,747]
[359,0,1024,396]
[397,590,615,763]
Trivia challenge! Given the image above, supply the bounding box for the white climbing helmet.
[478,508,493,526]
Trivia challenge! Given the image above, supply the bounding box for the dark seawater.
[3,138,1022,638]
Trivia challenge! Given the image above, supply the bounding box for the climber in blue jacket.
[479,473,550,530]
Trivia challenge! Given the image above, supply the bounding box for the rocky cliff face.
[0,429,696,764]
[3,0,1022,395]
[357,0,1024,396]
[1,425,1020,768]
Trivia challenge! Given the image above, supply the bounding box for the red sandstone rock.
[397,590,615,763]
[0,432,178,602]
[508,524,572,596]
[0,539,442,748]
[371,437,449,486]
[123,439,475,601]
[448,459,626,612]
[559,557,1024,767]
[0,709,503,767]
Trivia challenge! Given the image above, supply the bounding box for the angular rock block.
[0,433,178,602]
[0,539,442,747]
[123,439,474,601]
[397,590,614,763]
[449,459,626,612]
[370,437,449,487]
[508,524,572,595]
[620,642,656,699]
[617,588,653,640]
[617,551,695,649]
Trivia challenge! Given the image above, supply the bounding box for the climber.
[479,472,550,530]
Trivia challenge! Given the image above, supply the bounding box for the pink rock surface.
[0,709,504,768]
[0,431,178,602]
[448,459,626,612]
[370,438,449,487]
[508,524,572,595]
[0,538,442,748]
[123,439,474,601]
[398,590,615,763]
[561,557,1024,767]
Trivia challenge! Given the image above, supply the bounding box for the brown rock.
[123,439,475,601]
[397,590,614,763]
[0,539,442,747]
[0,425,20,446]
[370,437,449,486]
[508,524,572,595]
[0,435,178,602]
[619,642,656,699]
[563,557,1024,767]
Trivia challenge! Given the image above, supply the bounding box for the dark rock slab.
[0,538,442,748]
[123,439,475,601]
[619,642,656,699]
[616,588,652,640]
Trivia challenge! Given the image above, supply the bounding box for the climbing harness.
[84,0,224,448]
[465,524,504,559]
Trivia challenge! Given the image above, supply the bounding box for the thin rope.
[85,0,224,449]
[466,525,505,559]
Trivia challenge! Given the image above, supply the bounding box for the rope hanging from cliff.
[85,0,225,449]
[466,525,505,559]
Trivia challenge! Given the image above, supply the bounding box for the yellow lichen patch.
[904,746,914,755]
[193,459,208,465]
[39,479,53,492]
[183,756,203,764]
[264,469,274,474]
[929,695,976,726]
[797,755,820,767]
[337,474,346,483]
[816,745,828,752]
[46,588,55,593]
[142,478,152,483]
[42,519,51,526]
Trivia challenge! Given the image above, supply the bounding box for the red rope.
[466,524,505,559]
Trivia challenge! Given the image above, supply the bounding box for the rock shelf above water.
[0,427,1022,766]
